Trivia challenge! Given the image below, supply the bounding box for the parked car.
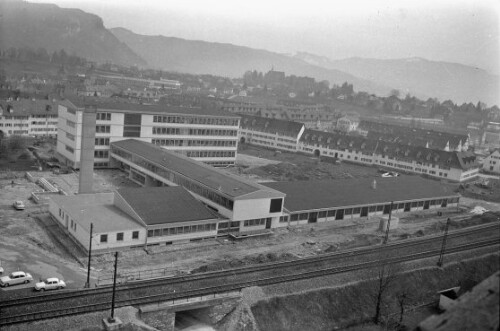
[34,278,66,291]
[13,201,25,210]
[0,271,33,287]
[381,172,399,178]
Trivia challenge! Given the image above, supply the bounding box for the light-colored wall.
[482,151,500,174]
[48,196,146,251]
[233,198,282,222]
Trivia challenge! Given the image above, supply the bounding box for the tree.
[371,261,402,324]
[390,89,400,98]
[396,290,410,326]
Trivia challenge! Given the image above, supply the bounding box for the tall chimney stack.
[78,105,97,194]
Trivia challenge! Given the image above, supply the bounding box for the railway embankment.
[219,252,499,331]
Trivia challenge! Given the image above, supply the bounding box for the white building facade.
[57,97,240,169]
[482,149,500,174]
[0,99,58,138]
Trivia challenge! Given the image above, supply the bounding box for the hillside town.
[0,1,499,331]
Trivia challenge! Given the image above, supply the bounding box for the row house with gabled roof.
[238,114,305,152]
[358,119,469,152]
[298,129,479,182]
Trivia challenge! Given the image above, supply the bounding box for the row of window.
[152,127,180,135]
[31,121,57,125]
[66,120,76,128]
[96,137,110,146]
[287,197,460,221]
[147,223,217,237]
[218,221,240,229]
[153,138,238,147]
[205,161,235,167]
[186,151,236,158]
[243,218,270,227]
[152,115,238,126]
[277,137,296,144]
[31,128,57,132]
[96,112,111,121]
[95,150,109,158]
[1,114,57,120]
[252,138,274,146]
[96,125,111,133]
[252,133,275,140]
[188,129,238,136]
[100,231,140,243]
[66,132,75,141]
[65,145,74,154]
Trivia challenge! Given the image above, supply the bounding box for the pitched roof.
[62,95,239,118]
[0,99,58,117]
[358,119,469,149]
[116,187,218,225]
[239,114,304,137]
[262,176,458,212]
[111,139,284,200]
[300,129,478,170]
[301,129,379,152]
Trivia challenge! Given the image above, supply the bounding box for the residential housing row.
[0,99,58,138]
[238,114,481,181]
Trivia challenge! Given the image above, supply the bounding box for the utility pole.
[437,218,451,267]
[108,251,119,323]
[85,222,93,288]
[383,201,394,244]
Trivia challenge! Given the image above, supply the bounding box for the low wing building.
[49,187,221,252]
[263,176,460,226]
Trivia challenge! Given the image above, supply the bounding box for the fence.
[97,266,181,286]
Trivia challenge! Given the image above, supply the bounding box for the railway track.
[0,222,498,326]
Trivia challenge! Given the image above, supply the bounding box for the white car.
[13,201,25,210]
[381,172,399,178]
[34,278,66,291]
[0,271,33,287]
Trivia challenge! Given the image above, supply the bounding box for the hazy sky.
[32,0,500,74]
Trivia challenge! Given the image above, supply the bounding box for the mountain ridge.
[293,52,499,105]
[110,27,394,96]
[0,0,146,67]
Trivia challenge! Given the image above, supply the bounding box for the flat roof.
[62,95,239,118]
[116,187,218,225]
[262,176,458,212]
[50,193,141,233]
[111,139,284,200]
